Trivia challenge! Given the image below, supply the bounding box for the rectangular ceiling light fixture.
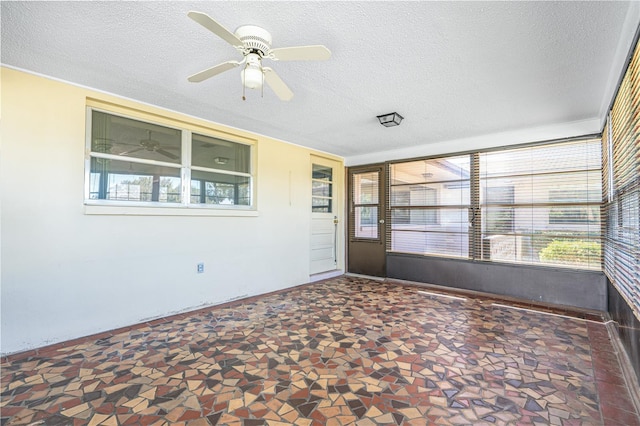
[377,112,404,127]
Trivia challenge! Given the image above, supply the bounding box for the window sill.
[84,203,259,217]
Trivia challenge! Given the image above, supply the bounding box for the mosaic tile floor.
[2,276,639,425]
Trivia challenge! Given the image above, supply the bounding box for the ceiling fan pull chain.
[242,66,246,101]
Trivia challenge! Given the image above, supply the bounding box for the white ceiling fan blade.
[263,67,294,101]
[187,11,243,47]
[270,45,331,61]
[188,61,241,82]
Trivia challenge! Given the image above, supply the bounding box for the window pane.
[482,206,601,236]
[192,133,250,173]
[391,208,468,232]
[479,142,601,177]
[312,164,333,213]
[92,111,181,164]
[483,207,514,233]
[479,139,602,269]
[312,197,332,213]
[391,231,469,257]
[391,184,469,207]
[355,206,378,238]
[484,235,602,269]
[389,155,470,258]
[481,172,602,205]
[603,37,640,319]
[312,164,332,181]
[391,185,435,206]
[312,181,332,197]
[392,209,438,226]
[89,158,181,202]
[191,170,250,205]
[353,172,378,204]
[390,156,470,184]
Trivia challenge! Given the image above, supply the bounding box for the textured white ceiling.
[2,1,639,164]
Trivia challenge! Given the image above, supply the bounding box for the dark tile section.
[588,321,640,426]
[607,279,640,385]
[0,276,638,425]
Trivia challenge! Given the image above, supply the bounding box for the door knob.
[379,219,385,224]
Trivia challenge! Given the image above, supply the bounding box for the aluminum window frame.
[385,135,603,271]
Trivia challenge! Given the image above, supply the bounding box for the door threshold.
[310,270,343,282]
[345,273,385,281]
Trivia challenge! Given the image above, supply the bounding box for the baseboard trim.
[1,278,329,363]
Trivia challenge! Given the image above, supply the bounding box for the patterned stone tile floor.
[1,276,639,425]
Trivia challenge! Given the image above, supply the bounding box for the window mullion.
[89,152,181,169]
[191,166,251,178]
[469,153,481,260]
[182,129,191,206]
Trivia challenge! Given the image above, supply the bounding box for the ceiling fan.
[119,131,179,160]
[187,11,331,101]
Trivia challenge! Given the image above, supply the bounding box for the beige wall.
[0,67,344,354]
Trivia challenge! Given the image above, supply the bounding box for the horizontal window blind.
[602,116,615,277]
[389,156,471,258]
[604,37,640,320]
[479,139,602,269]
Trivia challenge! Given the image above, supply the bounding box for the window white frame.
[311,163,334,213]
[84,106,256,214]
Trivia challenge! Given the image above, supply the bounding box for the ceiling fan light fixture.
[242,66,263,89]
[377,112,404,127]
[242,53,263,89]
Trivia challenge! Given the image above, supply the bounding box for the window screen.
[603,38,640,320]
[389,155,471,257]
[479,139,602,269]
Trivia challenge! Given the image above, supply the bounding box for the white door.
[310,157,340,275]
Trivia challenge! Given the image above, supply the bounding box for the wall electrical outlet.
[197,263,204,273]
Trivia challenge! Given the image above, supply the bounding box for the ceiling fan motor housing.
[235,25,272,57]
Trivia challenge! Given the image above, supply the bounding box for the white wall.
[0,68,344,354]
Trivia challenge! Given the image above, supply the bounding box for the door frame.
[347,163,386,277]
[310,155,344,276]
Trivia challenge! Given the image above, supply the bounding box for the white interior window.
[85,108,255,211]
